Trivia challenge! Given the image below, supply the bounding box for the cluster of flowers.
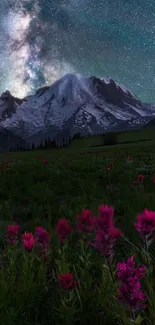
[6,205,155,311]
[7,225,50,260]
[117,255,147,312]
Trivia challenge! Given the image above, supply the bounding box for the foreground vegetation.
[1,128,155,325]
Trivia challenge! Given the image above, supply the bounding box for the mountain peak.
[0,73,154,150]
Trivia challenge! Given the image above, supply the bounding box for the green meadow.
[1,127,155,325]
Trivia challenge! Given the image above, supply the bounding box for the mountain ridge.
[0,73,155,150]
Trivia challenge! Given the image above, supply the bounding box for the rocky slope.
[0,74,155,149]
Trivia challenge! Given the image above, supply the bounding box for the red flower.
[108,161,113,169]
[56,219,72,244]
[6,224,20,245]
[77,209,94,233]
[102,167,106,172]
[134,208,155,237]
[22,233,34,252]
[137,174,144,181]
[59,273,77,290]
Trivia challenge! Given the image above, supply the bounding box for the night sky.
[0,0,155,102]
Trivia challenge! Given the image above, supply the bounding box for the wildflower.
[116,255,147,311]
[137,174,144,181]
[90,227,122,258]
[117,281,147,311]
[35,226,51,259]
[117,255,146,282]
[56,219,72,244]
[22,233,34,252]
[77,209,94,233]
[108,161,113,169]
[59,273,77,290]
[94,204,115,231]
[6,224,20,245]
[35,226,50,244]
[134,208,155,237]
[43,159,48,164]
[102,167,106,172]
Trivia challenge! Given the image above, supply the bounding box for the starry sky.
[0,0,155,102]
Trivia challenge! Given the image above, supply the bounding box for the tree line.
[9,133,82,152]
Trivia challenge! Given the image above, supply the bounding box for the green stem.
[107,258,115,283]
[144,237,150,267]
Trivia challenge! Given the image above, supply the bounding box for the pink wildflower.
[117,255,146,282]
[22,233,34,252]
[59,273,77,290]
[94,204,115,231]
[134,209,155,237]
[6,224,20,245]
[35,226,51,259]
[77,209,94,233]
[56,219,72,244]
[35,226,50,244]
[90,227,122,258]
[116,255,147,311]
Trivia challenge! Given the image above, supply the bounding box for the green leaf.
[134,314,144,325]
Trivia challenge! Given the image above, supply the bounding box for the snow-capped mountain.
[0,73,155,149]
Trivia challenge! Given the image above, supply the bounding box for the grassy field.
[1,127,155,325]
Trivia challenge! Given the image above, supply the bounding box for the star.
[0,0,154,103]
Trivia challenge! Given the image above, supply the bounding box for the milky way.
[0,0,155,102]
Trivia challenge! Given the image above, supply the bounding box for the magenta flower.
[77,209,94,233]
[59,273,77,290]
[116,255,147,312]
[90,204,122,258]
[94,204,115,231]
[35,226,51,260]
[117,281,147,311]
[117,255,146,283]
[90,227,122,258]
[22,232,35,252]
[137,174,144,182]
[6,224,20,245]
[56,219,73,244]
[35,226,50,244]
[134,209,155,237]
